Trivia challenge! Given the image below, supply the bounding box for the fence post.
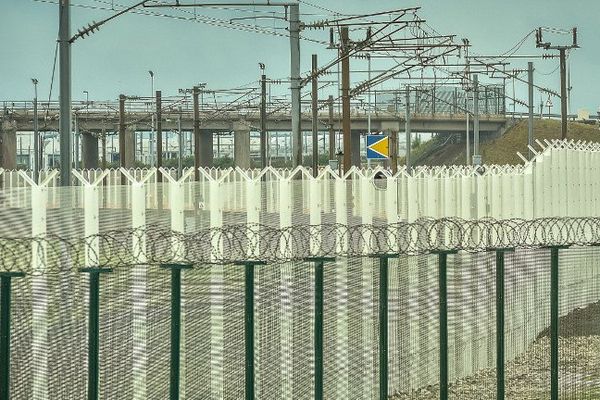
[433,250,457,400]
[160,264,193,400]
[314,257,324,400]
[161,167,196,397]
[18,170,57,400]
[371,254,398,400]
[120,168,155,399]
[305,257,336,400]
[547,245,568,400]
[235,260,266,400]
[489,248,514,400]
[0,272,25,400]
[79,267,112,400]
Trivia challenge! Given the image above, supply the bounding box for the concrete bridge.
[1,100,508,169]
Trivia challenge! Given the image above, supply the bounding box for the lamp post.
[32,78,39,181]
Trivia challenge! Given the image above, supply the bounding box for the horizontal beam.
[143,2,297,7]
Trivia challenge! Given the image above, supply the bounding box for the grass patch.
[416,119,600,166]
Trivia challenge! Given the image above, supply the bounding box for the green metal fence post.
[80,267,113,400]
[369,254,399,400]
[160,264,194,400]
[0,272,25,400]
[488,248,514,400]
[305,257,336,400]
[235,260,266,400]
[433,250,457,400]
[548,246,567,400]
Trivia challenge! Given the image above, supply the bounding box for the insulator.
[329,28,335,47]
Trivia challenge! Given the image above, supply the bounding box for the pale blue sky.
[1,0,598,113]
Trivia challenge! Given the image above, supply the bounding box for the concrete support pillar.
[0,120,17,169]
[199,129,214,167]
[233,121,251,169]
[351,130,361,167]
[125,124,136,168]
[81,132,99,169]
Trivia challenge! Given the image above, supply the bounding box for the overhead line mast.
[535,27,579,139]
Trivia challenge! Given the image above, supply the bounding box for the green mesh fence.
[1,223,600,400]
[557,248,600,400]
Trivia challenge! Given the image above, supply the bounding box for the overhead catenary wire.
[27,0,568,119]
[31,0,329,45]
[46,41,59,115]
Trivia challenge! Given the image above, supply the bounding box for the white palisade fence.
[0,138,599,396]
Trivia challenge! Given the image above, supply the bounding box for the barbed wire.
[2,217,600,274]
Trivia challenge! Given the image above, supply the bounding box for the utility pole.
[311,54,319,177]
[559,48,568,139]
[328,95,335,160]
[289,3,302,167]
[193,86,200,181]
[59,0,72,186]
[341,27,352,173]
[536,27,579,140]
[260,70,267,169]
[405,87,412,173]
[473,74,480,165]
[528,62,534,159]
[156,90,163,182]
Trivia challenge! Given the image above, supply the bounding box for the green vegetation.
[399,134,445,165]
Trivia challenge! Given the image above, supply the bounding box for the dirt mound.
[537,301,600,339]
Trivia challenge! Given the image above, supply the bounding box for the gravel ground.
[391,302,600,400]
